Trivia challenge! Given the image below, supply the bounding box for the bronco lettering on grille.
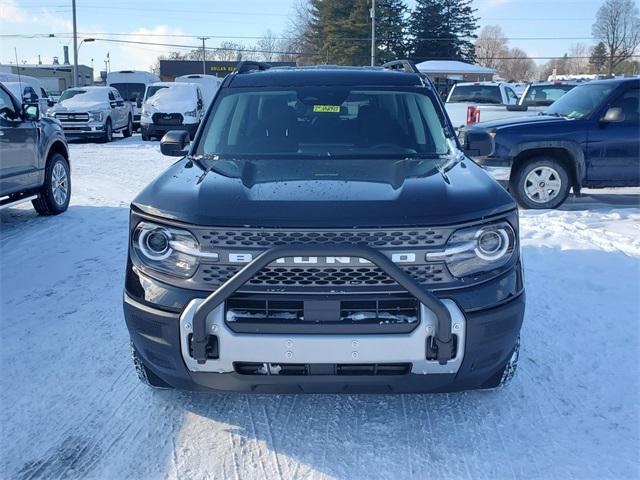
[227,253,417,264]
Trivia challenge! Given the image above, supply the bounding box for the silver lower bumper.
[179,299,466,375]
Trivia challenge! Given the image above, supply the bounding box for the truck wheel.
[511,157,570,209]
[141,134,150,141]
[122,115,133,138]
[100,119,113,143]
[130,341,172,389]
[480,336,520,390]
[32,153,71,216]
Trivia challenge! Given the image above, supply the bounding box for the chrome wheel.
[51,161,68,206]
[524,166,562,204]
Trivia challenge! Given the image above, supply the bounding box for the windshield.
[144,85,169,101]
[545,83,615,119]
[59,89,87,102]
[111,82,145,102]
[448,85,502,104]
[521,84,576,107]
[196,87,450,161]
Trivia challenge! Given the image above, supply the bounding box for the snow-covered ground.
[1,136,639,480]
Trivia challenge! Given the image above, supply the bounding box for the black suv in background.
[124,61,525,394]
[0,82,70,215]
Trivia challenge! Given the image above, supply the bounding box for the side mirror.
[506,104,528,112]
[160,130,190,157]
[462,129,493,157]
[601,107,624,123]
[23,104,39,121]
[48,98,55,107]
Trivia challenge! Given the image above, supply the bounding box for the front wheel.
[32,153,71,215]
[100,119,113,143]
[510,157,570,209]
[122,115,133,138]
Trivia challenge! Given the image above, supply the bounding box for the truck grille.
[198,227,451,249]
[197,264,452,288]
[55,112,89,122]
[152,113,183,125]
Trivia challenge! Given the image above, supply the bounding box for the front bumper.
[125,291,524,393]
[60,122,105,139]
[141,122,198,139]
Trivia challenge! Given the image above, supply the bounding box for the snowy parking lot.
[1,135,639,480]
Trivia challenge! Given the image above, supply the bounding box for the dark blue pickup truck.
[465,78,639,209]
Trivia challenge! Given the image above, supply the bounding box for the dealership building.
[159,60,296,81]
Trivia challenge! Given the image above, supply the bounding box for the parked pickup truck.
[447,81,579,130]
[463,77,639,209]
[46,86,133,142]
[0,81,71,215]
[124,60,525,394]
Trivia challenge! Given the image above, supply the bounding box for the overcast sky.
[0,0,617,72]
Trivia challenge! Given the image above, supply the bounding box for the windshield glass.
[59,89,87,102]
[196,87,449,161]
[111,82,145,101]
[521,84,576,106]
[144,85,169,101]
[448,85,501,104]
[545,83,615,119]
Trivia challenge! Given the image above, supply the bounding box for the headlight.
[45,109,56,118]
[184,109,197,117]
[427,221,516,277]
[141,107,151,118]
[132,221,205,278]
[88,110,103,122]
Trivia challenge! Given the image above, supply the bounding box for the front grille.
[197,264,452,288]
[56,112,89,122]
[197,227,451,249]
[234,362,412,376]
[152,113,183,125]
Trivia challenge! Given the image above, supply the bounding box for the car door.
[0,85,39,196]
[504,86,519,105]
[586,87,640,186]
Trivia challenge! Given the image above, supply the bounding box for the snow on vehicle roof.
[415,60,496,75]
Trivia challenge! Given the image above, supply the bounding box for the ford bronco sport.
[123,61,525,393]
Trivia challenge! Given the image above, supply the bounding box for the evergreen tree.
[408,0,478,63]
[376,0,409,63]
[589,42,607,73]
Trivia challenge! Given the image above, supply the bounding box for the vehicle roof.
[528,81,581,86]
[149,81,192,87]
[67,86,113,90]
[579,77,639,86]
[228,66,424,88]
[452,82,503,87]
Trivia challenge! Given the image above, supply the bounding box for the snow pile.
[0,136,638,479]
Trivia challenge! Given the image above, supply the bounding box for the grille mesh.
[198,264,452,288]
[197,228,451,249]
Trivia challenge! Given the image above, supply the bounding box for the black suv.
[0,82,71,215]
[124,61,525,393]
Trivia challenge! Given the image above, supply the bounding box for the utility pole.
[72,0,78,86]
[198,37,209,75]
[370,0,376,66]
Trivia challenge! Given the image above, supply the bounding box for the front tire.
[122,115,133,138]
[511,157,570,209]
[32,153,71,216]
[100,119,113,143]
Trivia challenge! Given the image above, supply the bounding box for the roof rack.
[381,59,421,74]
[236,61,272,74]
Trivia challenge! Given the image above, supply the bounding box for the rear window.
[448,85,502,105]
[521,85,576,106]
[196,87,449,158]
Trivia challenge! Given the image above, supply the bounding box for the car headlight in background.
[132,221,212,278]
[184,109,197,117]
[88,111,103,122]
[141,107,151,119]
[427,221,516,277]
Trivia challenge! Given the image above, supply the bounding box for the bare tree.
[280,0,315,65]
[500,48,537,82]
[257,29,279,62]
[592,0,640,75]
[567,42,591,74]
[475,25,508,70]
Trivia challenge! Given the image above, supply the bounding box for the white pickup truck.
[445,81,579,130]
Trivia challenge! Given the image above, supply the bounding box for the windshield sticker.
[313,105,340,113]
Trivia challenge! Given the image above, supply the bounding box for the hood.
[132,158,515,228]
[474,114,566,130]
[54,99,108,111]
